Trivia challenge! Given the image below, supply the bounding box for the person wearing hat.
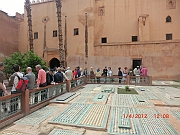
[133,66,140,83]
[0,62,10,96]
[65,67,73,80]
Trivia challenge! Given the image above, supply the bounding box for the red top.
[73,70,78,78]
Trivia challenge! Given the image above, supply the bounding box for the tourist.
[122,67,128,83]
[141,66,148,83]
[36,64,47,88]
[133,66,140,83]
[118,67,123,83]
[65,67,73,80]
[83,67,88,77]
[10,65,23,113]
[36,64,47,101]
[0,62,10,96]
[46,69,54,85]
[77,66,81,78]
[96,68,101,83]
[11,65,24,94]
[54,67,68,92]
[54,67,68,83]
[102,66,108,83]
[89,67,95,83]
[107,67,113,82]
[25,67,35,90]
[73,67,78,79]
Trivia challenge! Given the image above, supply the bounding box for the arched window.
[166,16,171,22]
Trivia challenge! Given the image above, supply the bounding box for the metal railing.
[130,76,150,85]
[0,93,22,121]
[29,82,67,107]
[87,75,152,85]
[71,77,85,89]
[87,76,127,84]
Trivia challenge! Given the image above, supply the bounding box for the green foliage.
[125,86,130,91]
[3,51,48,78]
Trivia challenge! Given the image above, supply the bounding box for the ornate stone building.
[11,0,180,80]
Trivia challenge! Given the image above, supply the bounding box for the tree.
[3,51,48,78]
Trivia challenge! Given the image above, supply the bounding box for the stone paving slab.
[15,106,60,126]
[171,110,180,120]
[90,93,109,104]
[49,103,110,131]
[50,92,80,104]
[0,130,23,135]
[111,94,153,107]
[136,108,178,135]
[108,107,140,135]
[48,129,84,135]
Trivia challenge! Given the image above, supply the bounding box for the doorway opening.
[132,59,142,70]
[49,58,60,69]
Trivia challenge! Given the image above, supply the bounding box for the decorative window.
[101,37,107,43]
[166,34,172,40]
[74,28,79,35]
[53,30,57,37]
[167,0,176,9]
[98,6,105,16]
[34,32,38,39]
[166,16,171,22]
[132,36,138,42]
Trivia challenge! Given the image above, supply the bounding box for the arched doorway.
[49,58,60,69]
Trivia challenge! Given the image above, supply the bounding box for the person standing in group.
[102,66,108,83]
[54,67,68,92]
[118,67,123,83]
[107,67,113,82]
[36,64,47,102]
[10,65,24,94]
[9,65,24,113]
[65,67,73,80]
[83,67,88,77]
[46,69,54,85]
[141,66,148,83]
[96,68,101,83]
[54,67,68,83]
[133,66,141,83]
[73,67,78,79]
[25,67,35,90]
[122,67,128,83]
[0,62,10,97]
[89,67,95,83]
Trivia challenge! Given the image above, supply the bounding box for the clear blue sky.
[0,0,24,16]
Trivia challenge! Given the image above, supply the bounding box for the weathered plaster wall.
[0,11,18,61]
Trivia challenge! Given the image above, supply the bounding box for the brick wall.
[0,10,18,61]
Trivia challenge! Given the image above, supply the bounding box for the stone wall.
[0,11,18,61]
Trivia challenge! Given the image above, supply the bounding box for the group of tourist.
[0,62,148,97]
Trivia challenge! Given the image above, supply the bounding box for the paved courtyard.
[0,84,180,135]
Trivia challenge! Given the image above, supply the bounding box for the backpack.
[15,75,29,92]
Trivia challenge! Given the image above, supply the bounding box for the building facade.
[18,0,180,80]
[0,11,19,61]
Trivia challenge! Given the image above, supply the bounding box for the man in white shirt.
[65,67,72,80]
[10,65,23,94]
